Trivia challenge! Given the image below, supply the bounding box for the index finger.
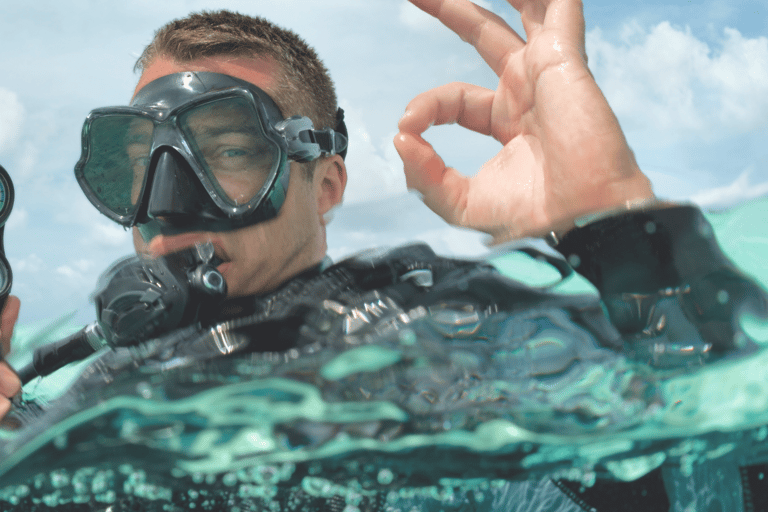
[409,0,525,76]
[399,82,496,137]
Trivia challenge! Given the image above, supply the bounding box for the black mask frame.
[75,72,348,238]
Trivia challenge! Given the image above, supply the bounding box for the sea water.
[0,198,766,511]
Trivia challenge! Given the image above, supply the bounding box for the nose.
[145,149,209,223]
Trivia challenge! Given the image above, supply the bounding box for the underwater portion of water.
[0,198,766,511]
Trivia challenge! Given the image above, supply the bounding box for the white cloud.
[87,221,133,250]
[328,191,489,261]
[10,253,45,274]
[587,22,768,144]
[410,226,487,257]
[709,28,768,129]
[6,207,28,230]
[0,88,24,155]
[12,141,40,182]
[690,168,768,209]
[56,259,96,282]
[339,101,407,204]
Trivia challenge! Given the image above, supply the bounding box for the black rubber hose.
[16,326,99,385]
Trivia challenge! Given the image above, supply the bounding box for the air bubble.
[256,465,279,484]
[53,434,68,450]
[398,329,417,346]
[95,490,116,503]
[302,477,333,497]
[279,463,296,481]
[136,381,153,399]
[377,469,394,485]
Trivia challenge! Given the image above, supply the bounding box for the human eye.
[220,147,251,159]
[206,145,255,172]
[202,136,273,174]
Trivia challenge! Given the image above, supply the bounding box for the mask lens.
[179,96,280,207]
[81,115,154,217]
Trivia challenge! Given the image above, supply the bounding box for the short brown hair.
[136,10,338,176]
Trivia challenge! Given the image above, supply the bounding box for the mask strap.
[335,108,348,160]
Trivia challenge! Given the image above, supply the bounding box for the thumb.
[1,296,21,358]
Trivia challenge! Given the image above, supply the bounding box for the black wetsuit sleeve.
[553,204,768,352]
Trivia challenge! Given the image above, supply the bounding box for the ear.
[314,154,347,217]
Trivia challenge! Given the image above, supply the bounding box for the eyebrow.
[191,124,260,138]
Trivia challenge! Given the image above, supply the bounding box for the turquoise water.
[0,198,766,511]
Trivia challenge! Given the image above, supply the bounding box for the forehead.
[133,55,280,102]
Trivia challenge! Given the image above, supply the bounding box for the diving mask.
[75,72,348,238]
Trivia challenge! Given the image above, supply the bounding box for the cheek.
[217,175,263,206]
[131,173,143,204]
[132,227,149,255]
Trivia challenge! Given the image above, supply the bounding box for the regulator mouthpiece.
[92,242,227,347]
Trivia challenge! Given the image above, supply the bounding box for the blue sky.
[0,0,767,325]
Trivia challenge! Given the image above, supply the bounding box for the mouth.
[148,233,231,270]
[209,253,226,268]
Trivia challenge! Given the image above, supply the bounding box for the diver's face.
[130,55,340,297]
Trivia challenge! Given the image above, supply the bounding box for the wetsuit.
[0,204,766,512]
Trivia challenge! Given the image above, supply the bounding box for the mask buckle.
[275,116,348,163]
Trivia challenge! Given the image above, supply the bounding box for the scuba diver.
[0,0,767,511]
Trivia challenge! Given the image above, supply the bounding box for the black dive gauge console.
[0,164,14,312]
